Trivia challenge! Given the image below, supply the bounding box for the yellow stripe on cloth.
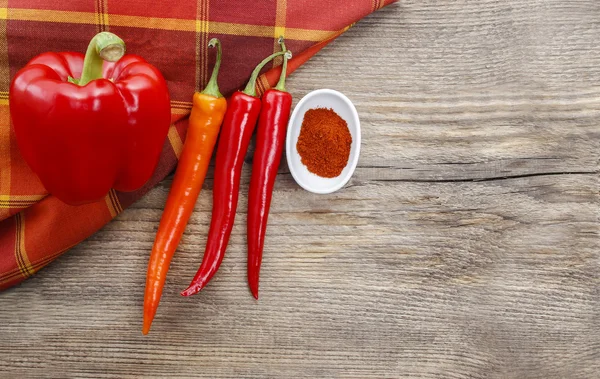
[257,74,270,97]
[285,27,338,42]
[93,0,100,32]
[101,0,109,29]
[0,195,46,209]
[0,104,11,211]
[0,240,79,286]
[0,194,46,201]
[172,100,192,115]
[14,212,34,277]
[195,0,210,92]
[167,125,183,160]
[172,107,190,115]
[113,13,196,32]
[171,100,192,106]
[94,0,110,32]
[3,8,96,24]
[113,190,123,213]
[104,191,117,218]
[0,8,340,42]
[104,188,122,218]
[273,0,287,66]
[0,5,10,219]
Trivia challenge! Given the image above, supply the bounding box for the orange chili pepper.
[142,39,227,335]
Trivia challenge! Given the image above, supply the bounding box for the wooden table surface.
[1,1,599,378]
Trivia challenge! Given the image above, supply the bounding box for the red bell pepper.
[247,39,293,299]
[9,32,171,205]
[181,49,290,297]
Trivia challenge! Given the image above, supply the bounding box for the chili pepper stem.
[243,50,291,97]
[200,38,223,98]
[274,37,291,92]
[77,32,126,86]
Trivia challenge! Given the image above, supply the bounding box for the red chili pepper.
[143,39,226,335]
[247,39,292,299]
[9,32,170,205]
[181,49,289,297]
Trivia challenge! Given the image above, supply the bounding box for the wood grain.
[1,1,599,378]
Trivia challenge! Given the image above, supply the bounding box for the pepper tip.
[249,282,259,300]
[181,284,203,297]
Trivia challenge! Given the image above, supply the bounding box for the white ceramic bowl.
[286,89,361,194]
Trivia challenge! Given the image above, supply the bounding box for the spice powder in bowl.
[296,108,352,178]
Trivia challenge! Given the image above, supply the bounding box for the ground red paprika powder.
[296,107,352,178]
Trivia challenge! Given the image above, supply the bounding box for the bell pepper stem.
[200,38,223,98]
[243,50,291,97]
[274,37,291,92]
[77,32,126,86]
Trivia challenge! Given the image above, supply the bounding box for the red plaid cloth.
[0,0,396,291]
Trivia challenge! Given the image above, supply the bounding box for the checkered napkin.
[0,0,396,291]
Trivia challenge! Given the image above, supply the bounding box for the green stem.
[243,50,288,97]
[275,36,292,92]
[78,32,125,86]
[200,38,223,98]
